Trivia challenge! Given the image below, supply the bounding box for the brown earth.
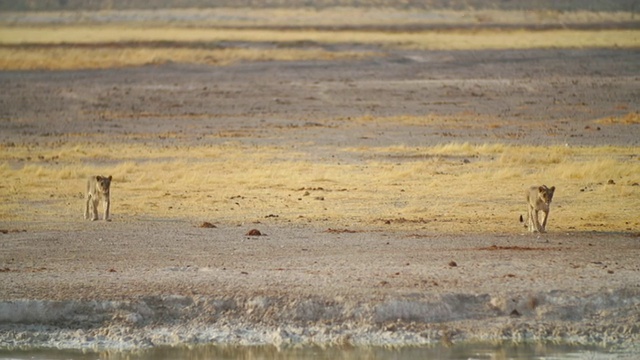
[1,48,638,147]
[1,46,639,352]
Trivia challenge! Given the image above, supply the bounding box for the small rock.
[246,229,263,236]
[199,222,217,228]
[448,261,457,267]
[607,179,615,185]
[510,309,521,317]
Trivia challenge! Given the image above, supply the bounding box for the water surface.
[0,341,620,360]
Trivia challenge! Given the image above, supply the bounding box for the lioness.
[84,175,112,221]
[520,185,555,233]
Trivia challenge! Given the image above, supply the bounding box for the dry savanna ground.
[0,7,639,70]
[0,27,638,70]
[1,7,640,353]
[0,9,638,234]
[1,9,640,233]
[1,119,639,234]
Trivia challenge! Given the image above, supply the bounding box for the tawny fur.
[85,175,112,221]
[520,185,555,233]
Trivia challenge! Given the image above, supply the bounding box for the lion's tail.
[519,214,528,228]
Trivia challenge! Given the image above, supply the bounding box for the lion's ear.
[107,176,112,181]
[549,186,555,193]
[538,186,546,192]
[96,176,103,181]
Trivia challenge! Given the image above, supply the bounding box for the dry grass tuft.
[595,112,640,125]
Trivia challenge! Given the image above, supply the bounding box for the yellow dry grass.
[0,47,368,70]
[3,26,638,49]
[1,139,638,234]
[595,112,640,125]
[0,25,638,70]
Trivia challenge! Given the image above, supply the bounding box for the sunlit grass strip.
[2,26,638,49]
[0,46,369,70]
[1,141,639,233]
[0,141,305,164]
[595,112,640,125]
[1,26,636,69]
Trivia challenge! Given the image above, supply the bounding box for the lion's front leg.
[532,209,543,233]
[540,209,549,232]
[91,198,99,221]
[103,197,111,222]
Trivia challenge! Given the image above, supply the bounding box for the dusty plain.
[0,6,640,355]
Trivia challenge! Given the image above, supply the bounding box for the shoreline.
[1,288,639,352]
[1,223,639,353]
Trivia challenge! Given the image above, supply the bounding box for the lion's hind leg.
[526,205,536,232]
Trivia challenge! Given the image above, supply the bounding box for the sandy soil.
[1,48,639,147]
[1,46,639,353]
